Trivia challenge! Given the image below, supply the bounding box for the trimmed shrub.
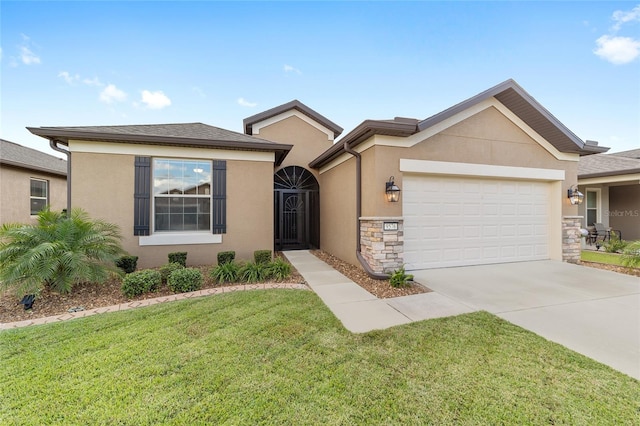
[116,255,138,274]
[239,261,268,283]
[389,266,414,288]
[217,251,236,265]
[210,261,240,284]
[159,262,184,284]
[254,250,272,265]
[168,268,203,293]
[603,231,628,253]
[268,257,292,281]
[121,269,162,298]
[168,252,187,267]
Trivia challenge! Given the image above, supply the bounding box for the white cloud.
[283,64,302,74]
[141,90,171,109]
[99,84,128,104]
[83,76,103,87]
[58,71,79,85]
[237,97,257,107]
[19,34,41,65]
[612,4,640,31]
[594,35,640,64]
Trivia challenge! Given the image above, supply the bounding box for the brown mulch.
[0,262,305,324]
[580,261,640,277]
[311,250,429,299]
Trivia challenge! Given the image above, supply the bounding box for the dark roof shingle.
[0,139,67,176]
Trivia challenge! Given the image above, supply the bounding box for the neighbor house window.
[153,159,212,232]
[30,178,48,215]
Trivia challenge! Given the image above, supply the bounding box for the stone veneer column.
[562,216,583,264]
[359,217,404,274]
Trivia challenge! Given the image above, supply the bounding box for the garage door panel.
[404,175,551,270]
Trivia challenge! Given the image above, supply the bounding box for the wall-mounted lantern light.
[567,185,584,205]
[385,176,401,202]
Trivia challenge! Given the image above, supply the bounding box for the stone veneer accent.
[360,217,404,274]
[562,216,583,264]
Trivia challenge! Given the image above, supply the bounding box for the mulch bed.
[579,261,640,277]
[310,250,429,299]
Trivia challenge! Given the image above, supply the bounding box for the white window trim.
[30,178,49,216]
[585,188,601,226]
[139,233,222,246]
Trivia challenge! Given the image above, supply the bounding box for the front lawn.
[581,250,625,266]
[1,290,638,424]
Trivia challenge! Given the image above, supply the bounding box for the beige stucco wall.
[318,105,580,266]
[0,165,67,225]
[71,151,274,269]
[609,184,640,240]
[254,115,333,179]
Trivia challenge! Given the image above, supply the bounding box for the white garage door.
[403,174,551,270]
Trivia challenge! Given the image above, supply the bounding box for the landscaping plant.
[217,250,235,265]
[254,249,272,264]
[167,268,203,293]
[0,208,124,296]
[116,255,138,274]
[168,251,187,267]
[621,240,640,268]
[121,269,162,298]
[159,262,184,284]
[389,266,414,288]
[268,257,292,281]
[210,261,240,284]
[239,261,268,283]
[603,231,627,253]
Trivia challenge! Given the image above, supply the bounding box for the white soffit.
[251,110,336,141]
[400,159,565,181]
[69,140,275,163]
[578,174,640,185]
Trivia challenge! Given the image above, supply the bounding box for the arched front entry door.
[274,166,319,250]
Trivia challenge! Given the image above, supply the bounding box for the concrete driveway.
[411,261,640,380]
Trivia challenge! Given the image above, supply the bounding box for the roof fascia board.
[250,110,337,141]
[317,137,378,175]
[0,159,67,176]
[578,173,640,185]
[68,140,277,163]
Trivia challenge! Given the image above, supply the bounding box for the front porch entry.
[274,166,319,251]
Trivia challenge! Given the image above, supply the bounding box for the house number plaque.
[383,222,399,232]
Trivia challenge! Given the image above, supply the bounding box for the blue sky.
[2,1,639,158]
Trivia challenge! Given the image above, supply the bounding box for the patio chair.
[588,223,609,249]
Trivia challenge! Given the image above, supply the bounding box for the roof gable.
[0,139,67,176]
[243,100,343,139]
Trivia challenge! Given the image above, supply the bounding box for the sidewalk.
[284,251,475,333]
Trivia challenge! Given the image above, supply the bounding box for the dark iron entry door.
[275,190,310,250]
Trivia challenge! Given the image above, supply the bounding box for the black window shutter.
[212,160,226,234]
[134,156,151,236]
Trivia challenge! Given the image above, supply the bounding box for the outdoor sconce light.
[385,176,401,202]
[568,185,584,205]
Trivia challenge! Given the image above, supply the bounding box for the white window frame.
[30,178,49,215]
[585,188,601,226]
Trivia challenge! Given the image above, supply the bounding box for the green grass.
[581,250,626,266]
[1,291,638,425]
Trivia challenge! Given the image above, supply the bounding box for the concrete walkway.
[283,251,475,333]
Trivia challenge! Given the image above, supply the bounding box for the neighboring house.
[28,79,606,271]
[0,139,67,225]
[577,149,640,241]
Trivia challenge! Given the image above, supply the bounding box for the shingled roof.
[0,139,67,176]
[578,149,640,179]
[27,122,293,166]
[310,79,609,169]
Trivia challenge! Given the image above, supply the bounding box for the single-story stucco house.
[577,149,640,241]
[27,79,608,272]
[0,139,68,225]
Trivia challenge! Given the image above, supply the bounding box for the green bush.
[168,268,203,293]
[239,261,268,283]
[121,269,162,298]
[254,250,272,265]
[210,261,240,284]
[389,266,414,288]
[622,240,640,268]
[603,232,628,253]
[168,252,187,267]
[217,251,236,265]
[268,257,292,281]
[0,208,124,296]
[159,262,184,283]
[116,255,138,274]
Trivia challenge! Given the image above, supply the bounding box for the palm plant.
[0,208,125,295]
[621,240,640,268]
